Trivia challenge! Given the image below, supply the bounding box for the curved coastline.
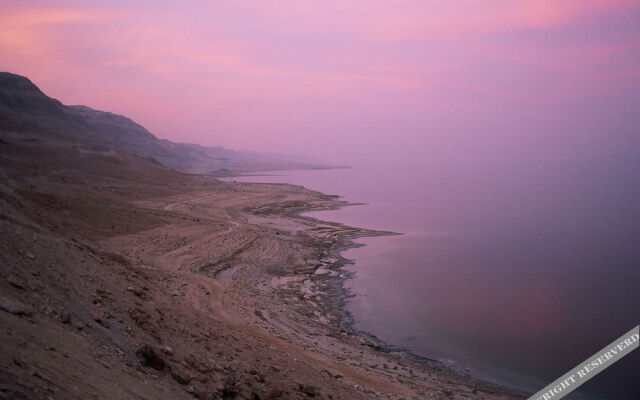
[223,175,529,399]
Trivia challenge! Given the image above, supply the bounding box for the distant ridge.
[0,72,325,173]
[0,73,64,116]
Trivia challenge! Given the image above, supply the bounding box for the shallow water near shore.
[223,159,640,399]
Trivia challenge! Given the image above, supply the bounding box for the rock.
[25,252,35,260]
[161,346,174,355]
[12,356,27,368]
[129,307,150,326]
[169,364,193,385]
[136,345,165,371]
[7,276,25,290]
[91,311,110,328]
[0,296,34,317]
[184,352,215,373]
[127,286,145,298]
[72,319,85,330]
[60,312,71,324]
[299,384,318,397]
[32,370,53,382]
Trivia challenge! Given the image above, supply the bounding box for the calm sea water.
[223,158,640,399]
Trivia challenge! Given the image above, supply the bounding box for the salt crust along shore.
[0,169,526,399]
[104,179,527,399]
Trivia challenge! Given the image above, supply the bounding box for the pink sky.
[1,1,639,164]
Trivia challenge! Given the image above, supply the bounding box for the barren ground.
[0,135,525,400]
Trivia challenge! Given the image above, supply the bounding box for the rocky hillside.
[0,72,323,174]
[0,72,525,400]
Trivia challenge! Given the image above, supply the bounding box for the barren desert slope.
[0,73,525,399]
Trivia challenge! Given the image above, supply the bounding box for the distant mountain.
[0,73,64,116]
[0,72,325,173]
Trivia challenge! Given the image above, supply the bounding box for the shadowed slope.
[0,72,324,173]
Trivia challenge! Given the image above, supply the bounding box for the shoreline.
[1,161,527,399]
[209,165,353,179]
[259,181,531,398]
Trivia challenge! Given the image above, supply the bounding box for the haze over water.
[4,2,638,397]
[228,158,640,399]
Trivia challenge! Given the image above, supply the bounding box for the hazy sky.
[1,1,639,164]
